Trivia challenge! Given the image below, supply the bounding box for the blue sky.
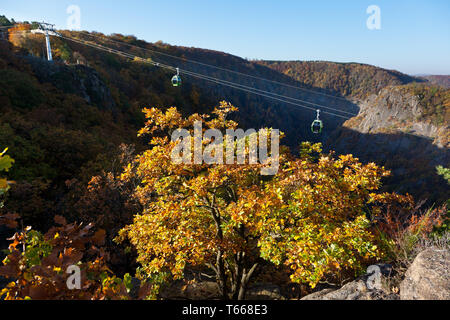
[2,0,449,75]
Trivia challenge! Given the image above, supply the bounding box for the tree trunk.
[231,252,243,300]
[216,250,229,299]
[237,262,258,300]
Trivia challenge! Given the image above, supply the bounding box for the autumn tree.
[259,144,392,286]
[64,144,142,274]
[117,102,397,299]
[0,147,153,300]
[0,215,154,300]
[8,24,43,57]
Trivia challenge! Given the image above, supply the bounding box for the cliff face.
[331,85,449,203]
[24,56,117,112]
[343,86,449,148]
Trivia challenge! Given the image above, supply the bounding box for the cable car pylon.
[31,22,60,61]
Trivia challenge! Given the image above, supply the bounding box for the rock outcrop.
[331,85,449,204]
[343,86,448,148]
[400,248,450,300]
[25,56,117,112]
[301,264,398,300]
[301,249,450,300]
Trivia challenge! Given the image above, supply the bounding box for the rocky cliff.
[331,84,449,203]
[343,85,448,147]
[24,56,117,112]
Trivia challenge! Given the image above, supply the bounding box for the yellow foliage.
[117,103,402,290]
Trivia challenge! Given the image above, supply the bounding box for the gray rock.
[400,248,450,300]
[301,264,396,300]
[300,288,335,300]
[301,279,399,300]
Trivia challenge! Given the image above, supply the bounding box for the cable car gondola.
[311,109,323,134]
[171,67,181,87]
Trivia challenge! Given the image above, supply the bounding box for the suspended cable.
[10,30,355,120]
[180,70,351,119]
[15,29,357,116]
[76,30,351,102]
[177,67,357,116]
[73,31,357,116]
[60,33,353,119]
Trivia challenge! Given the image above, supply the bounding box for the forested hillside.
[256,60,422,99]
[420,75,450,89]
[9,27,362,142]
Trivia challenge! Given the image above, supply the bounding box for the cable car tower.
[31,22,60,61]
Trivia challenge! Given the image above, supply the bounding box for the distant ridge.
[256,60,422,99]
[420,75,450,89]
